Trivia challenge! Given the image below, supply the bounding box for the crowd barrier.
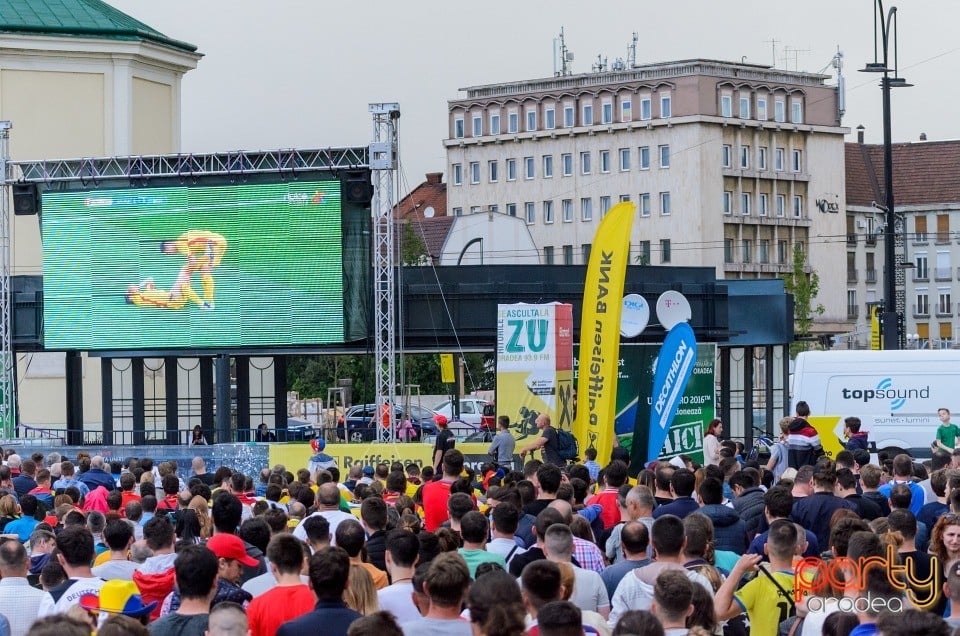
[269,442,517,474]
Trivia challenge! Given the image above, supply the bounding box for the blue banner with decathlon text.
[647,322,697,463]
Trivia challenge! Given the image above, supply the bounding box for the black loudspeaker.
[12,183,40,216]
[344,171,373,205]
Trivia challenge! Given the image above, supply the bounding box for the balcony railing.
[847,270,858,283]
[865,269,877,283]
[847,306,859,319]
[865,234,877,246]
[913,271,930,282]
[913,304,930,318]
[913,232,928,244]
[935,267,953,281]
[936,303,954,317]
[936,232,952,244]
[847,233,858,246]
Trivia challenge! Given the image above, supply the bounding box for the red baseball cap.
[206,534,259,567]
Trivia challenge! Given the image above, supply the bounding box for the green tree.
[782,244,825,355]
[400,221,429,266]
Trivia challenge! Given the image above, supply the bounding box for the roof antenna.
[553,27,574,76]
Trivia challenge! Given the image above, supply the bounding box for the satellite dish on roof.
[423,206,435,218]
[656,290,692,331]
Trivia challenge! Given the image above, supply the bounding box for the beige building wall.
[0,33,200,427]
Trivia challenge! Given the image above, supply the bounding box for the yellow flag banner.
[574,201,636,460]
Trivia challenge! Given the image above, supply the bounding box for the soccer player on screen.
[126,230,227,310]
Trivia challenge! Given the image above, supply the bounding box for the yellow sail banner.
[574,201,636,461]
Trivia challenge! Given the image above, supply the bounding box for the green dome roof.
[0,0,197,53]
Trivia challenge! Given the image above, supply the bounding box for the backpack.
[556,429,579,462]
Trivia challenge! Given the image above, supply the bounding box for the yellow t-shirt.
[734,570,795,636]
[92,550,113,568]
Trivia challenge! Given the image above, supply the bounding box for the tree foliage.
[782,244,825,355]
[400,221,429,266]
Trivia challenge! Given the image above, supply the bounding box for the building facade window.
[470,161,480,184]
[602,102,613,124]
[640,193,651,217]
[455,117,464,138]
[621,99,632,122]
[777,194,786,217]
[722,145,732,168]
[564,105,575,127]
[545,108,556,130]
[660,94,672,118]
[600,196,612,216]
[620,194,631,202]
[583,104,594,125]
[508,111,519,133]
[721,94,733,117]
[640,97,651,120]
[543,155,554,178]
[775,99,786,123]
[760,239,770,263]
[916,292,929,316]
[562,153,573,176]
[759,193,769,216]
[488,160,498,182]
[758,147,768,170]
[659,145,670,168]
[757,97,768,120]
[452,207,463,216]
[563,245,573,265]
[778,240,788,263]
[739,96,750,119]
[639,240,651,264]
[723,191,732,215]
[526,109,537,131]
[543,246,554,264]
[660,192,671,216]
[791,100,803,124]
[452,163,463,185]
[742,239,753,263]
[661,239,672,263]
[506,203,517,217]
[472,115,482,137]
[581,198,593,221]
[582,243,591,263]
[792,149,803,172]
[490,112,500,135]
[724,239,734,263]
[915,214,928,242]
[600,150,610,173]
[639,146,650,170]
[524,156,534,179]
[562,199,573,222]
[740,145,750,169]
[793,195,803,218]
[916,254,929,279]
[619,148,631,171]
[741,192,751,215]
[506,158,516,181]
[525,202,535,224]
[775,148,785,171]
[580,151,591,174]
[544,200,554,224]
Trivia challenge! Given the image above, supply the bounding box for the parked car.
[337,404,439,442]
[433,397,488,426]
[481,401,496,432]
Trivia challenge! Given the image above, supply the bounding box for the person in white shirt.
[377,529,421,624]
[292,483,355,546]
[542,523,609,620]
[37,526,105,617]
[0,538,47,636]
[485,502,527,568]
[91,519,138,581]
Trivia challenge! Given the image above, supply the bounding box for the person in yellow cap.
[79,578,157,627]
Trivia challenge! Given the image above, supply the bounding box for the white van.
[792,349,960,454]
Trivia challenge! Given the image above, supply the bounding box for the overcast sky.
[109,0,958,193]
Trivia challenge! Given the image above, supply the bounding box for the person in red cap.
[431,414,455,473]
[165,533,257,614]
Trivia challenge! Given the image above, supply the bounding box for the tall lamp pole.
[861,0,911,350]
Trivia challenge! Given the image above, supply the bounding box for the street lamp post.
[861,0,911,350]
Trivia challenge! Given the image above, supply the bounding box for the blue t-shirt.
[877,480,925,516]
[3,516,38,542]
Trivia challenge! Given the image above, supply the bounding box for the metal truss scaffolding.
[369,103,400,444]
[0,123,15,437]
[7,147,368,184]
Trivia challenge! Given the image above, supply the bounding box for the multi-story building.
[444,59,850,331]
[846,135,960,348]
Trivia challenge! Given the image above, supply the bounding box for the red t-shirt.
[589,488,622,529]
[422,479,454,532]
[247,584,316,636]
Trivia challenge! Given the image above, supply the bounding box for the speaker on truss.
[12,182,40,216]
[344,170,373,205]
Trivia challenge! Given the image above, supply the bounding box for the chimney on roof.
[919,132,927,141]
[425,172,443,185]
[857,124,865,144]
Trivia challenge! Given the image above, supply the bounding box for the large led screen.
[41,180,344,350]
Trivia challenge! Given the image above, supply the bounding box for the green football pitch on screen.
[41,180,344,350]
